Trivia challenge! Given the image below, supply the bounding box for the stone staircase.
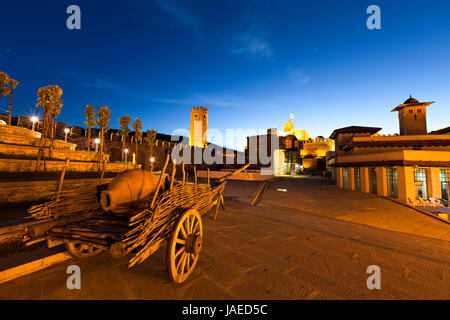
[0,124,129,174]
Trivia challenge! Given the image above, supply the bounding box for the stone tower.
[189,106,208,148]
[391,96,434,135]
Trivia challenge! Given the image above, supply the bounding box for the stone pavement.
[0,178,448,299]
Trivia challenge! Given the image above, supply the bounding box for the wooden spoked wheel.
[65,241,104,258]
[166,209,203,284]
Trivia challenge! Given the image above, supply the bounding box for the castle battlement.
[192,106,208,111]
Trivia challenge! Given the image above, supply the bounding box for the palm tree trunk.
[8,89,13,126]
[87,127,91,151]
[99,127,104,169]
[135,139,138,169]
[121,136,125,162]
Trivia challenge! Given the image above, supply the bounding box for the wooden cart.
[24,163,246,284]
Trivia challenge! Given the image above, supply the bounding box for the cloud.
[231,35,272,59]
[154,94,248,108]
[290,70,311,86]
[154,0,202,30]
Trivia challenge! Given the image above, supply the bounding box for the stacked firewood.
[46,214,130,249]
[27,184,108,220]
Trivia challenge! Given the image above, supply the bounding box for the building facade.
[332,97,450,206]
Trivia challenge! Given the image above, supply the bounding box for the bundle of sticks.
[27,184,108,220]
[123,182,213,267]
[46,214,130,249]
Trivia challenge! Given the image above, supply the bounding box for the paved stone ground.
[0,177,449,299]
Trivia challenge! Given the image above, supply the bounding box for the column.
[336,167,343,189]
[360,167,370,193]
[376,167,388,197]
[349,167,356,190]
[397,166,415,204]
[427,167,442,200]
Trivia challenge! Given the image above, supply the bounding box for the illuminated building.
[331,97,450,206]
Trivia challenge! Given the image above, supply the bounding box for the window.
[409,109,413,113]
[387,168,398,198]
[343,168,349,189]
[441,169,450,206]
[414,168,428,199]
[354,168,361,191]
[418,109,422,113]
[369,168,377,194]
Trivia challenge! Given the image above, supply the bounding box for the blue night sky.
[1,0,450,151]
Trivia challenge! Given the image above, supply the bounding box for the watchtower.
[391,96,434,135]
[189,106,208,148]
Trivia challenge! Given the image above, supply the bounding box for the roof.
[429,127,450,135]
[391,96,434,112]
[329,126,382,140]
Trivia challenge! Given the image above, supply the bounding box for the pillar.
[360,167,370,193]
[397,166,415,204]
[427,167,442,200]
[376,167,388,197]
[336,167,343,188]
[349,167,356,190]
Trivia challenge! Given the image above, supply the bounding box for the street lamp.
[30,116,38,131]
[64,127,70,142]
[95,138,100,152]
[124,148,129,163]
[150,157,155,172]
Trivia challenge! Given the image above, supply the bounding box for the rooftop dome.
[403,96,419,104]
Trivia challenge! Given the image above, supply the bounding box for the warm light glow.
[64,128,70,133]
[124,148,129,153]
[30,116,38,123]
[95,138,100,144]
[150,157,155,162]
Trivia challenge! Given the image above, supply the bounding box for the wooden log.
[99,159,107,185]
[194,166,197,185]
[182,162,185,185]
[170,160,176,191]
[217,163,250,183]
[56,159,70,201]
[150,154,170,209]
[251,181,269,206]
[26,210,102,239]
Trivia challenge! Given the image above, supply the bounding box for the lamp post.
[150,157,155,172]
[95,138,100,152]
[30,116,38,131]
[64,127,70,142]
[124,148,129,163]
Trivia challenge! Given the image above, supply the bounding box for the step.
[0,143,104,162]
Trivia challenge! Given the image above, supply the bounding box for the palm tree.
[7,79,19,126]
[0,72,10,114]
[97,106,111,166]
[118,115,131,162]
[84,105,97,151]
[144,129,157,171]
[133,118,143,169]
[36,85,64,171]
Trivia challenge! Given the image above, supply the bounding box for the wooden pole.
[186,172,189,184]
[207,168,210,186]
[151,154,170,209]
[194,166,197,185]
[217,163,250,183]
[251,181,269,206]
[99,159,107,185]
[170,160,176,191]
[182,162,185,185]
[56,159,70,201]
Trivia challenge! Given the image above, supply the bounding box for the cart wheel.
[166,209,203,284]
[65,241,104,258]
